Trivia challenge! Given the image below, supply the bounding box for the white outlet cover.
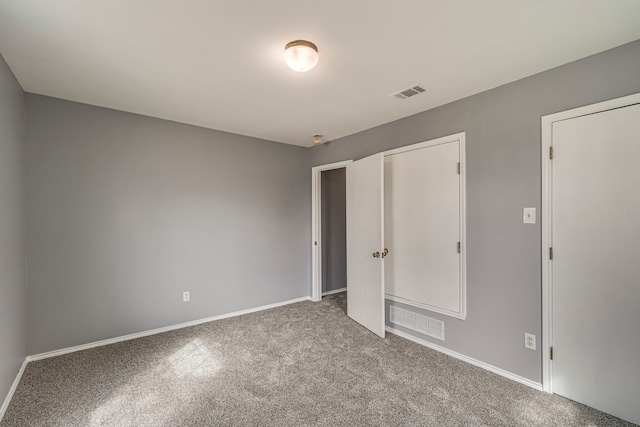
[523,207,536,224]
[183,291,190,302]
[524,333,536,350]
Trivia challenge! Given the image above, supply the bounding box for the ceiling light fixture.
[312,134,324,145]
[284,40,319,72]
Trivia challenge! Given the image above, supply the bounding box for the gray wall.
[26,95,310,355]
[0,56,26,404]
[310,39,640,383]
[321,168,346,293]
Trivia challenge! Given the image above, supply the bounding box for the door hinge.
[457,162,461,174]
[457,241,461,253]
[550,346,554,360]
[549,247,553,260]
[549,146,553,160]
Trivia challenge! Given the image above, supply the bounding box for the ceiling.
[1,1,640,147]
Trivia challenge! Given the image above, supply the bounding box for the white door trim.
[383,132,465,157]
[541,92,640,393]
[311,160,353,302]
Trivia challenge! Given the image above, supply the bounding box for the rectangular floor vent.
[390,305,444,340]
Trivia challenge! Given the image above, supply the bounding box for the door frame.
[311,160,353,302]
[541,92,640,393]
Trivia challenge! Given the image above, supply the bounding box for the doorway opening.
[320,167,347,298]
[311,160,352,302]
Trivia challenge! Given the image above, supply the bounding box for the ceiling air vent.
[390,84,426,100]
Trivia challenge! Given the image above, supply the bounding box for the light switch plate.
[523,207,536,224]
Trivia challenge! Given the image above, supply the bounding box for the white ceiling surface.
[1,2,640,147]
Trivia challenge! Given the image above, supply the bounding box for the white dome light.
[283,40,319,72]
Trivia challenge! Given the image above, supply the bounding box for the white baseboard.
[322,287,347,296]
[386,326,543,391]
[0,358,28,422]
[27,296,311,362]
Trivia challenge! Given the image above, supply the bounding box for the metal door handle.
[381,248,389,258]
[373,251,380,258]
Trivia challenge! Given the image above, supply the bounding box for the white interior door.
[384,139,463,318]
[346,153,385,338]
[551,103,640,425]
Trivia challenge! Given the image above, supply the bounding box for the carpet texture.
[1,293,634,426]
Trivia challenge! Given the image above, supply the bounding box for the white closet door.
[552,103,640,425]
[385,140,462,317]
[346,153,385,338]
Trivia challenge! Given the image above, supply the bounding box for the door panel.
[347,153,385,338]
[384,141,461,316]
[552,103,640,425]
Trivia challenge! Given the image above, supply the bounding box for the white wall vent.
[390,305,444,340]
[390,85,426,100]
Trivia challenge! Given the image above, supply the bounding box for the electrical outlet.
[524,333,536,350]
[183,291,190,302]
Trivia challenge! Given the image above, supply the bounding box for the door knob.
[381,248,389,258]
[373,251,380,258]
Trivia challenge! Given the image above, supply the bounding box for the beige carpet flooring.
[1,293,634,426]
